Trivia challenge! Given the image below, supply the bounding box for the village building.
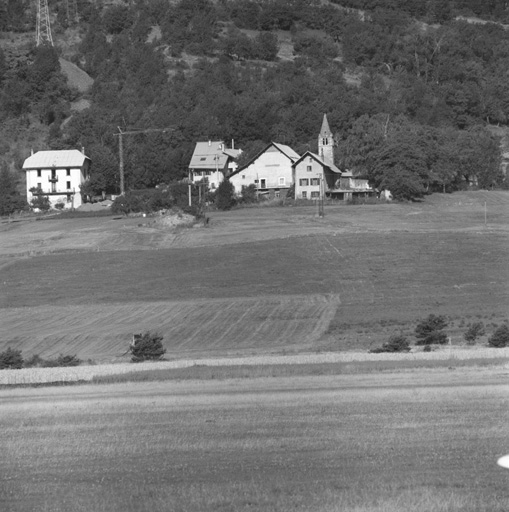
[229,142,300,198]
[189,140,242,190]
[293,115,374,201]
[22,149,91,209]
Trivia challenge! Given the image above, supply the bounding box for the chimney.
[81,146,85,155]
[208,140,211,146]
[31,148,34,156]
[231,139,234,150]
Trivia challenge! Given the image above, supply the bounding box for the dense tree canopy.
[1,0,508,199]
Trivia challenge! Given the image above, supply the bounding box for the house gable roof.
[231,142,300,177]
[22,150,90,170]
[293,151,344,175]
[189,141,242,170]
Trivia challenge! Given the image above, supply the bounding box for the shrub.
[25,353,81,367]
[415,314,448,345]
[0,347,24,369]
[215,179,236,210]
[240,184,257,204]
[130,331,166,362]
[29,187,51,211]
[56,354,82,366]
[464,321,485,344]
[369,334,411,353]
[488,324,509,348]
[23,354,44,367]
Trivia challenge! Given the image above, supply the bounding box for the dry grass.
[0,192,508,361]
[1,371,508,511]
[1,347,508,386]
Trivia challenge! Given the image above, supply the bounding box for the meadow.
[1,369,508,512]
[0,191,508,361]
[0,192,509,362]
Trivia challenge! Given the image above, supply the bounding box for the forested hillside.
[1,0,509,202]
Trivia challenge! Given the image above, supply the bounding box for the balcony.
[48,177,58,183]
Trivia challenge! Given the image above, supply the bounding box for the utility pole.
[36,0,53,46]
[114,127,174,195]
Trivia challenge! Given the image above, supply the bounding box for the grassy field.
[0,191,508,360]
[1,369,508,512]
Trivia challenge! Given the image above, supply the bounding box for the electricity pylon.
[36,0,53,46]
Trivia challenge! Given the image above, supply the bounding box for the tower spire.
[318,114,334,166]
[36,0,54,47]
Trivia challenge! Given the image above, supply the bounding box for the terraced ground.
[0,191,508,361]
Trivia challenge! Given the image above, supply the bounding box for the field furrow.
[0,295,339,360]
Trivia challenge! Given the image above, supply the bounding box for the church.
[293,115,373,201]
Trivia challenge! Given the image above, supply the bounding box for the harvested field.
[0,191,508,361]
[1,369,508,511]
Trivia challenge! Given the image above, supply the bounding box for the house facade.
[229,142,300,198]
[22,149,91,209]
[294,115,374,201]
[189,141,242,191]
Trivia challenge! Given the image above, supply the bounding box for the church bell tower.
[318,114,334,166]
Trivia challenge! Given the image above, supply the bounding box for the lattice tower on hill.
[36,0,54,46]
[66,0,79,25]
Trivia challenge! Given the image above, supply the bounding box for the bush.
[215,179,236,210]
[369,334,410,353]
[0,347,23,369]
[488,324,509,348]
[56,354,82,366]
[29,187,51,211]
[415,314,448,345]
[464,321,485,344]
[130,331,166,362]
[24,353,81,367]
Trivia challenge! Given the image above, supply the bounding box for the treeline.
[0,0,508,203]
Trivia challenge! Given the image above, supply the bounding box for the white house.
[229,142,300,198]
[22,149,91,209]
[189,140,242,191]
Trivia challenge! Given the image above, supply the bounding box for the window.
[278,177,285,186]
[302,191,307,198]
[275,191,280,198]
[200,157,206,161]
[211,183,216,189]
[260,179,266,188]
[66,181,71,189]
[204,170,211,176]
[242,175,245,179]
[37,183,41,190]
[37,170,41,177]
[310,178,320,186]
[307,165,312,172]
[311,191,320,198]
[66,168,71,176]
[299,179,309,186]
[67,195,72,202]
